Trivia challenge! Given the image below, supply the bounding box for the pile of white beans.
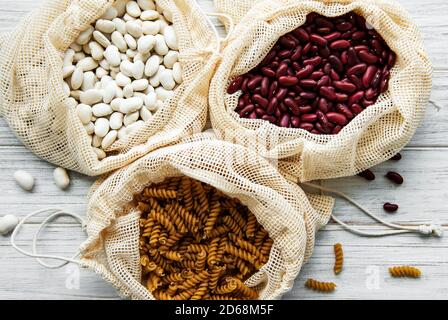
[63,0,182,160]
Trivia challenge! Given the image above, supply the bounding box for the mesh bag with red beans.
[210,0,432,182]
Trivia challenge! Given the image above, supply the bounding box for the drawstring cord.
[11,208,86,269]
[204,12,235,44]
[303,182,444,238]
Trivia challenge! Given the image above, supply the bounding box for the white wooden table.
[0,0,447,300]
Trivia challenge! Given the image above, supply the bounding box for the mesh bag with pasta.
[209,0,432,182]
[79,135,334,299]
[0,0,219,176]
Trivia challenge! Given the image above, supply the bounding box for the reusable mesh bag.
[79,136,334,300]
[209,0,432,182]
[0,0,219,176]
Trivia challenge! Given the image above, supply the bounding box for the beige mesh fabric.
[0,0,219,176]
[209,0,432,182]
[80,136,334,300]
[214,0,258,31]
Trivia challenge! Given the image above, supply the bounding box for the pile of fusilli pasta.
[137,176,273,300]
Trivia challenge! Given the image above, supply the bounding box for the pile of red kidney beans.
[228,12,396,134]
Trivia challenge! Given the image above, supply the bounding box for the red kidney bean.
[247,75,262,90]
[299,79,317,89]
[276,62,288,78]
[358,169,375,181]
[386,171,403,185]
[229,12,395,134]
[347,63,367,76]
[351,103,364,115]
[383,203,399,213]
[296,65,314,79]
[300,122,314,131]
[255,107,266,117]
[330,39,351,50]
[336,104,354,119]
[289,116,300,128]
[227,76,244,94]
[279,35,297,49]
[278,76,299,86]
[279,114,290,127]
[262,115,276,124]
[275,87,288,101]
[267,97,278,114]
[320,86,336,101]
[324,32,341,42]
[390,153,402,161]
[362,65,378,88]
[303,56,322,67]
[326,112,348,125]
[299,105,313,114]
[329,55,343,72]
[365,88,378,100]
[291,46,303,61]
[352,31,367,41]
[278,49,293,59]
[261,67,276,78]
[317,75,331,87]
[292,27,309,41]
[333,81,357,93]
[239,104,255,116]
[358,50,378,64]
[310,71,324,80]
[310,34,328,47]
[252,94,268,108]
[261,50,277,66]
[260,77,270,97]
[301,113,317,122]
[349,75,363,89]
[348,91,365,106]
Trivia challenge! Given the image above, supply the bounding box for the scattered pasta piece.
[305,279,336,292]
[138,176,273,300]
[389,266,421,278]
[333,243,344,275]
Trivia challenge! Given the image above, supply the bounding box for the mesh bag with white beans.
[0,0,219,176]
[79,135,334,300]
[209,0,432,182]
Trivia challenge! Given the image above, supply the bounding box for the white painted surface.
[0,0,447,300]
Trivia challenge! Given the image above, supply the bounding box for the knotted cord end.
[418,224,444,237]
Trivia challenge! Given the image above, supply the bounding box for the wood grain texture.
[0,0,447,300]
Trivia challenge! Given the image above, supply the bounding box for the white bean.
[142,20,160,35]
[76,104,93,125]
[111,97,124,111]
[53,167,70,190]
[0,215,20,235]
[118,127,127,139]
[92,103,113,117]
[163,50,178,69]
[93,147,106,160]
[116,72,132,87]
[103,83,116,103]
[126,120,145,134]
[71,67,84,90]
[132,79,149,91]
[126,1,142,17]
[120,60,135,77]
[173,62,182,84]
[63,65,75,79]
[93,30,111,48]
[138,0,155,11]
[154,34,169,55]
[145,55,160,77]
[113,18,127,35]
[160,69,175,90]
[104,45,121,66]
[133,60,145,79]
[141,10,159,20]
[123,83,134,98]
[124,111,140,126]
[77,57,98,72]
[84,122,95,134]
[126,20,143,38]
[82,71,96,91]
[13,170,34,191]
[110,112,124,129]
[94,118,110,137]
[137,35,155,54]
[120,97,144,113]
[111,31,128,52]
[124,34,137,50]
[163,26,178,50]
[101,130,118,149]
[101,6,118,20]
[89,41,105,61]
[96,19,116,34]
[140,106,153,121]
[80,89,103,105]
[76,26,94,45]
